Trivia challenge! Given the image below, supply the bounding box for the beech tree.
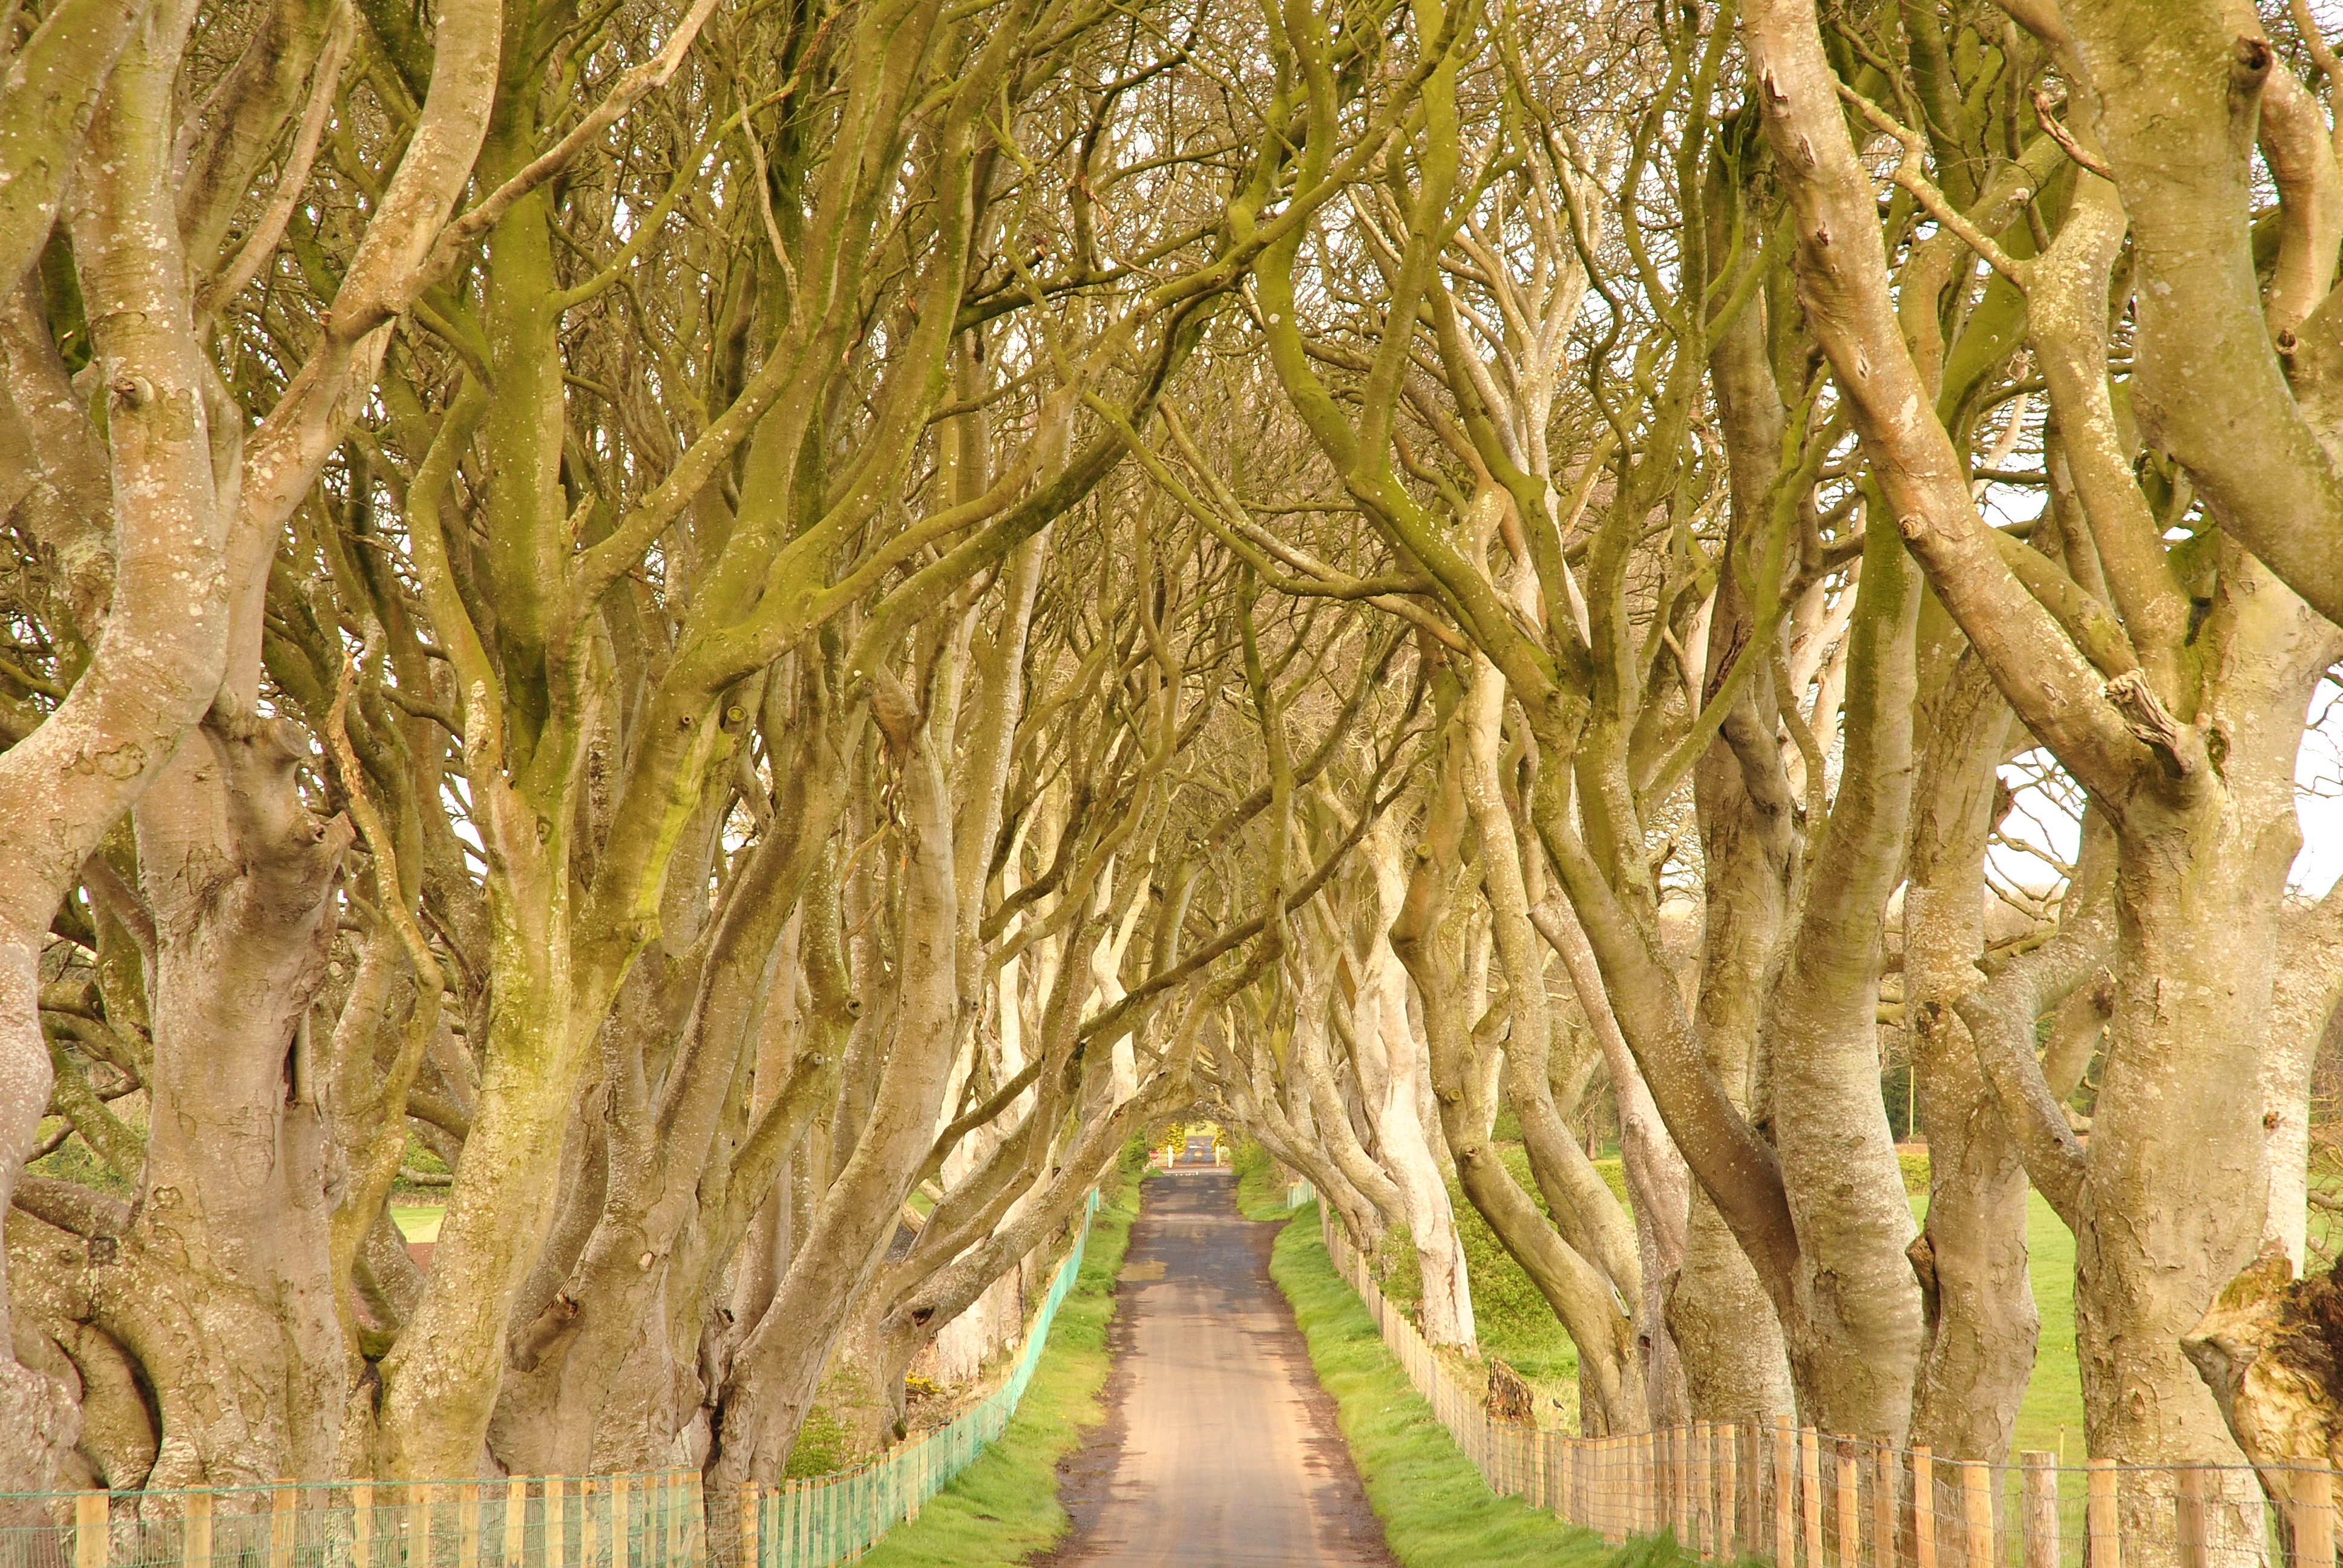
[1738,0,2343,1546]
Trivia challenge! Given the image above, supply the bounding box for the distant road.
[1046,1170,1394,1568]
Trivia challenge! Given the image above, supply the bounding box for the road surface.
[1046,1169,1394,1567]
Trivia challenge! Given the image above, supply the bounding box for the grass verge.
[853,1171,1142,1568]
[1263,1201,1688,1568]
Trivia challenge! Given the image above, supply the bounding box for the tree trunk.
[2080,793,2299,1504]
[2263,890,2343,1273]
[1666,265,1800,1426]
[109,721,353,1486]
[1904,657,2036,1463]
[1399,730,1648,1434]
[0,0,228,1488]
[1762,521,1927,1442]
[1359,821,1475,1347]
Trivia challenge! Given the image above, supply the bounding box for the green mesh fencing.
[724,1187,1102,1568]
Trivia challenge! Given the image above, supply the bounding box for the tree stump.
[1485,1357,1535,1425]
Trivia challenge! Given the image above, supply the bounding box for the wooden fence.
[0,1473,707,1568]
[1317,1203,2329,1568]
[1,1191,1101,1568]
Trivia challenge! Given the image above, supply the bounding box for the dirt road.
[1044,1169,1394,1568]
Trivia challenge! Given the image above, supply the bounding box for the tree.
[1742,0,2343,1542]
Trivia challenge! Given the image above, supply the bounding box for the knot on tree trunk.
[2102,670,2210,784]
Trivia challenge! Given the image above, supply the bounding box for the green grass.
[2012,1187,2085,1461]
[390,1205,444,1243]
[851,1170,1142,1568]
[1264,1206,1691,1568]
[1231,1137,1290,1218]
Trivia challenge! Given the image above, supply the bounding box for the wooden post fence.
[36,1187,2343,1568]
[1777,1417,1798,1568]
[1872,1442,1896,1568]
[2087,1460,2119,1568]
[2294,1467,2339,1568]
[1915,1446,1938,1568]
[2177,1467,2208,1568]
[2022,1452,2058,1568]
[1803,1427,1825,1568]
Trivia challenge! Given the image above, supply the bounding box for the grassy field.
[850,1169,1142,1568]
[1262,1200,1689,1568]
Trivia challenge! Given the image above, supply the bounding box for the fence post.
[1838,1449,1860,1568]
[1775,1417,1798,1568]
[1682,1425,1697,1546]
[2021,1453,2058,1568]
[2176,1468,2207,1568]
[1914,1446,1936,1568]
[1582,1440,1596,1540]
[2292,1466,2338,1568]
[1960,1461,1993,1568]
[1578,1439,1593,1537]
[1594,1437,1610,1543]
[1872,1443,1896,1568]
[1619,1436,1632,1544]
[580,1481,597,1568]
[1668,1425,1685,1540]
[1619,1432,1633,1537]
[506,1479,527,1568]
[270,1487,305,1568]
[738,1485,758,1568]
[548,1480,567,1568]
[462,1483,485,1568]
[2085,1461,2118,1568]
[75,1491,108,1568]
[185,1491,215,1568]
[1621,1434,1640,1537]
[270,1480,298,1568]
[413,1483,436,1568]
[1803,1428,1824,1568]
[1693,1422,1712,1558]
[614,1476,632,1568]
[1720,1423,1740,1560]
[1659,1425,1672,1540]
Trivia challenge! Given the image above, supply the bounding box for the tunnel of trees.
[8,0,2343,1542]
